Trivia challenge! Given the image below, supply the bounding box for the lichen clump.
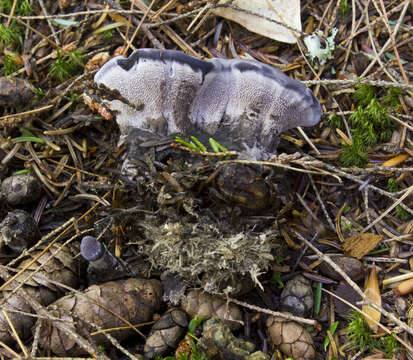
[144,220,278,293]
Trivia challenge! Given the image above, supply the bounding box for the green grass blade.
[190,136,207,152]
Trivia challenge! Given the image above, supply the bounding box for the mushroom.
[94,49,321,160]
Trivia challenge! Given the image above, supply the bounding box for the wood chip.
[343,233,383,259]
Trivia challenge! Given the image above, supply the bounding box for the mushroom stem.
[80,236,135,283]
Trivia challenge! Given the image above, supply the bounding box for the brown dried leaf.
[343,233,383,260]
[362,267,381,333]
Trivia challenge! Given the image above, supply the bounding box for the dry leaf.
[362,267,381,333]
[343,233,383,259]
[213,0,301,43]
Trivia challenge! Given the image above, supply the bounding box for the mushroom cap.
[94,49,322,159]
[80,236,104,262]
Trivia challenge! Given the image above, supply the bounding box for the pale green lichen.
[141,220,279,294]
[304,28,338,65]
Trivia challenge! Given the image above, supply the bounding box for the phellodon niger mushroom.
[94,48,322,160]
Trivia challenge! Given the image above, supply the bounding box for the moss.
[350,99,394,144]
[340,136,367,167]
[0,0,32,15]
[339,0,351,17]
[2,53,19,75]
[103,29,114,40]
[346,310,374,351]
[0,23,23,48]
[386,178,398,193]
[327,114,343,129]
[381,333,401,358]
[382,87,403,108]
[49,50,84,83]
[339,86,401,167]
[346,310,401,357]
[395,206,409,221]
[353,84,375,107]
[0,0,31,50]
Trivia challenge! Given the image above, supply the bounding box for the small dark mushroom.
[80,235,135,283]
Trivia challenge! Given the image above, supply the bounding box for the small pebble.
[0,77,34,108]
[0,210,40,254]
[1,173,42,205]
[319,256,364,282]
